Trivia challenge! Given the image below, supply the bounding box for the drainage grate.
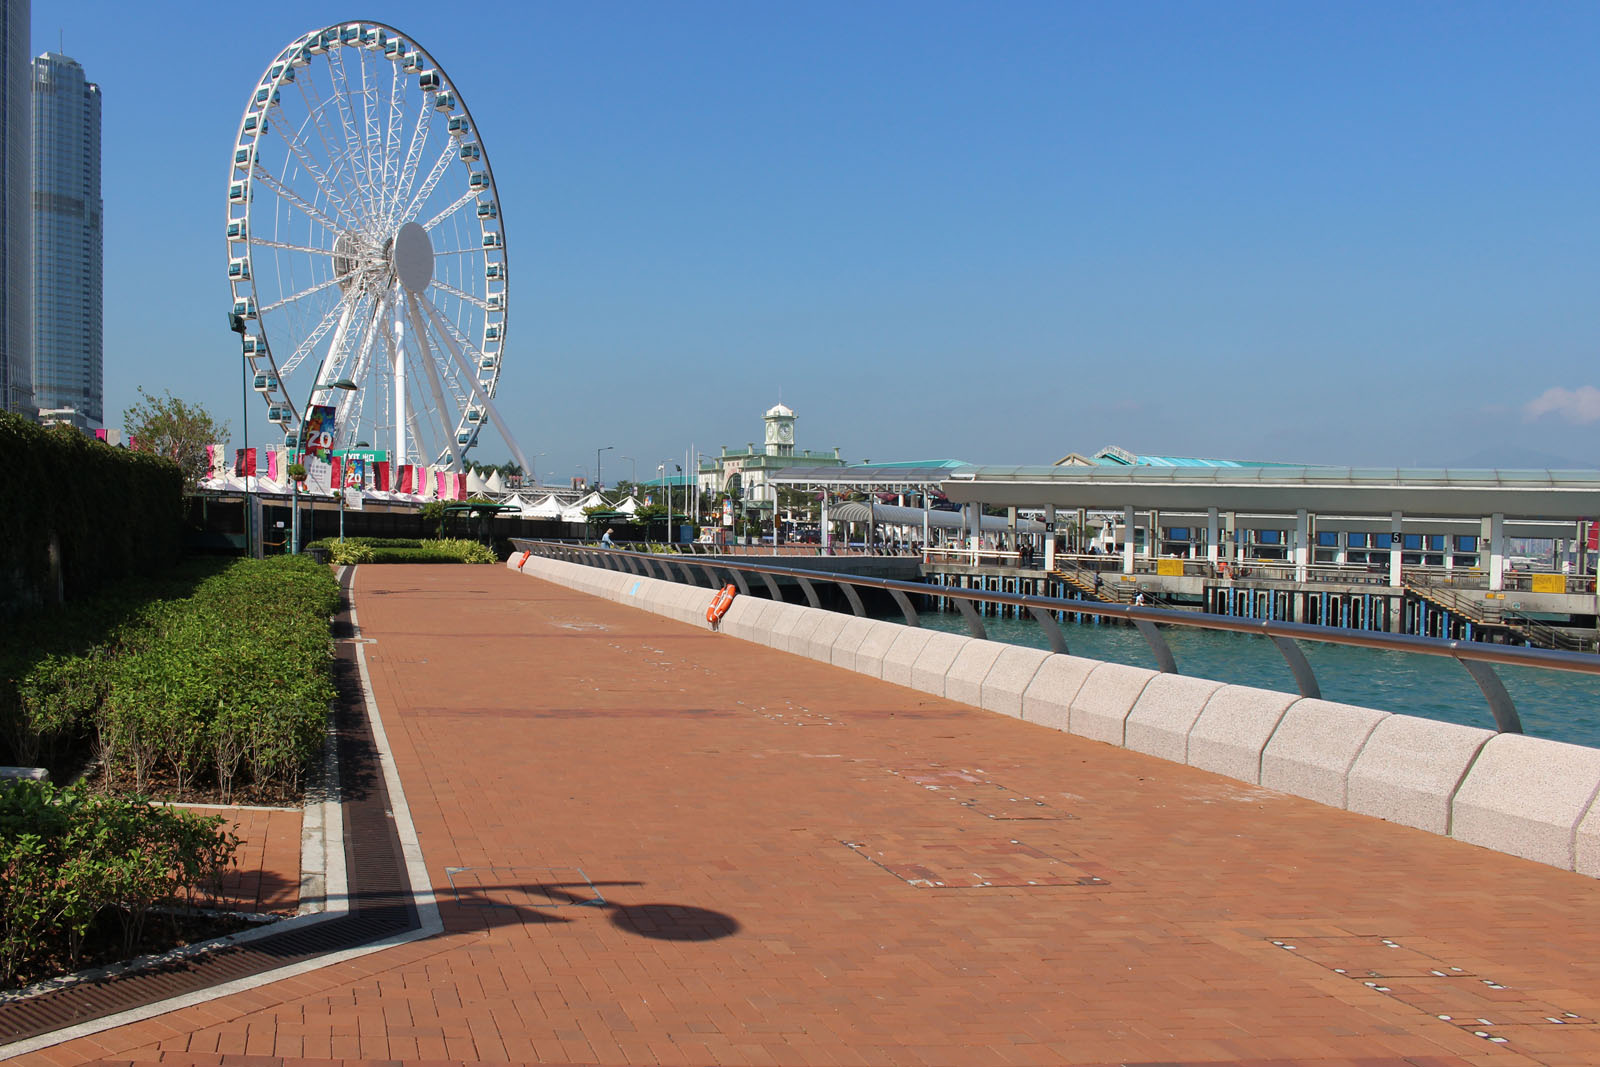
[1270,936,1600,1055]
[842,829,1109,889]
[887,764,1074,820]
[0,569,419,1046]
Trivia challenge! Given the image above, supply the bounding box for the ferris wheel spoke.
[326,49,377,215]
[401,140,457,225]
[382,60,406,217]
[268,110,363,231]
[294,75,367,224]
[403,291,466,468]
[259,271,350,315]
[422,190,476,232]
[253,166,345,235]
[417,295,531,472]
[430,277,488,310]
[395,90,435,212]
[358,51,387,223]
[250,237,336,256]
[277,298,347,378]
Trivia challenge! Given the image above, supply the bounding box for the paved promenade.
[23,565,1600,1066]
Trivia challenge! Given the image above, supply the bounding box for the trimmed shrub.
[0,557,338,800]
[0,780,239,989]
[306,536,494,564]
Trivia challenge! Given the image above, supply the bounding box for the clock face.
[778,422,793,442]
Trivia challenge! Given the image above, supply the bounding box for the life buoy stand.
[706,584,737,628]
[517,550,532,570]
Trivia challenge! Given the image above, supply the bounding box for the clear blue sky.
[35,1,1600,480]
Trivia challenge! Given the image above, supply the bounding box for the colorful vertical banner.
[233,448,257,477]
[374,461,390,491]
[302,405,338,454]
[345,456,366,488]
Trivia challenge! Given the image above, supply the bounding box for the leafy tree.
[123,389,227,491]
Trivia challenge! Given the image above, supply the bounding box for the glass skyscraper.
[0,0,30,415]
[32,50,102,427]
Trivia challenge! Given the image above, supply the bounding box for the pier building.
[697,402,848,522]
[770,462,1600,650]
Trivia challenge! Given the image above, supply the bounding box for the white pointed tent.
[485,470,506,494]
[466,469,490,495]
[612,493,641,516]
[560,490,608,523]
[524,493,565,518]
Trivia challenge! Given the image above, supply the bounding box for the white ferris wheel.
[226,21,528,473]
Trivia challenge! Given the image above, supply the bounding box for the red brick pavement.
[23,565,1600,1066]
[170,805,302,916]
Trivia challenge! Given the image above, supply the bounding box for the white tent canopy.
[524,493,565,518]
[559,490,607,523]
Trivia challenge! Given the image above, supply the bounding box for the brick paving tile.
[170,807,301,915]
[18,566,1600,1065]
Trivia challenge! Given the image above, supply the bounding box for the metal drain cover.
[842,830,1109,889]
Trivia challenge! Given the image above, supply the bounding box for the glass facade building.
[1,0,30,414]
[31,51,102,427]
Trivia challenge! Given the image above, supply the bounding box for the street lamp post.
[290,377,358,554]
[596,445,614,492]
[622,456,636,488]
[229,313,253,559]
[657,464,667,542]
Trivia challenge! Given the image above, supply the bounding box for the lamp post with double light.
[228,313,254,558]
[596,444,614,493]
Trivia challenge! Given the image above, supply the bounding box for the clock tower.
[763,402,796,457]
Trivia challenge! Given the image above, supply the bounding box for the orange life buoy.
[706,583,737,627]
[517,550,532,569]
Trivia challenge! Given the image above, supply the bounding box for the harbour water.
[912,610,1600,749]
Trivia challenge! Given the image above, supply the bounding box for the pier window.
[1314,530,1339,564]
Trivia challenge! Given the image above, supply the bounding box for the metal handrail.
[512,539,1600,735]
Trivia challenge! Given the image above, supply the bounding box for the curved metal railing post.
[794,575,822,609]
[953,597,988,641]
[1027,605,1068,655]
[1455,655,1524,734]
[1270,635,1322,699]
[1132,617,1177,674]
[889,588,921,628]
[838,581,867,617]
[757,570,784,601]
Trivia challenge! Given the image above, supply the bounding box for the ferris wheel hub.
[393,221,434,295]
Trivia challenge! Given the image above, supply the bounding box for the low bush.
[306,537,494,564]
[0,557,338,801]
[305,537,424,550]
[0,780,240,989]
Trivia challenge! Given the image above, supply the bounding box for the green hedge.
[0,412,183,620]
[0,780,239,989]
[308,537,495,565]
[0,557,338,799]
